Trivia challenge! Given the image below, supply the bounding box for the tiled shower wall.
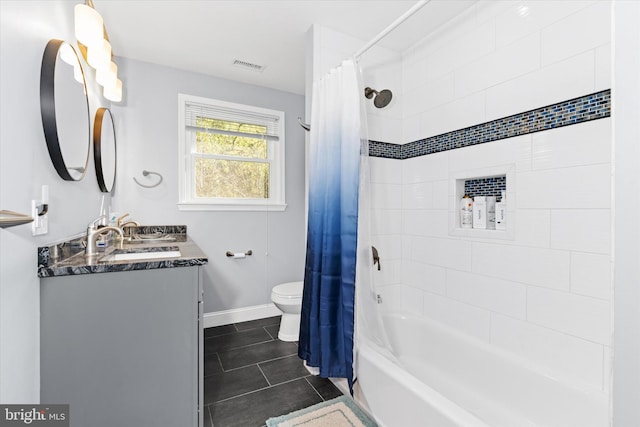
[369,0,612,396]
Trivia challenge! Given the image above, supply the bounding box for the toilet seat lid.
[272,281,303,297]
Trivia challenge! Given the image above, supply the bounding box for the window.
[178,94,286,211]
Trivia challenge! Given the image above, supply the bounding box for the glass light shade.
[87,39,111,70]
[74,4,104,48]
[104,78,122,102]
[59,43,77,66]
[73,64,84,84]
[96,61,118,87]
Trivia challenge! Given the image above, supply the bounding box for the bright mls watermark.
[0,405,68,426]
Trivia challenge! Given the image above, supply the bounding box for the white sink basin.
[110,250,181,261]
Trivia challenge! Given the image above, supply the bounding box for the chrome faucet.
[85,216,124,256]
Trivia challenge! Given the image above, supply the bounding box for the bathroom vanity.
[38,226,207,427]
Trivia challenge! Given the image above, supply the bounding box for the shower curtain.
[298,59,362,389]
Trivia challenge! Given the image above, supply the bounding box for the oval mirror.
[93,108,117,192]
[40,39,91,181]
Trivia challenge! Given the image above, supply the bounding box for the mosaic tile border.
[369,89,611,159]
[464,176,506,199]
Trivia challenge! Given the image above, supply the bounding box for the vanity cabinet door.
[41,267,202,427]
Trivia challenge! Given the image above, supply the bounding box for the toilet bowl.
[271,281,303,342]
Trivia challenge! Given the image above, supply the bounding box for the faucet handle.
[88,215,108,229]
[116,213,131,227]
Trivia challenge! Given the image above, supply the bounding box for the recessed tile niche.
[449,165,515,240]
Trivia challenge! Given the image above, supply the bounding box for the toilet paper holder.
[226,249,253,258]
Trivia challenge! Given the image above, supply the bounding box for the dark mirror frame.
[93,107,117,193]
[40,39,91,181]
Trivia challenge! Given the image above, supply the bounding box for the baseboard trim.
[203,303,281,328]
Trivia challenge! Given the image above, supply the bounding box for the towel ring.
[133,170,163,188]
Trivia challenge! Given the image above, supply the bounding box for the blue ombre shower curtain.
[298,59,362,389]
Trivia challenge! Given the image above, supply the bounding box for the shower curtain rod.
[354,0,430,59]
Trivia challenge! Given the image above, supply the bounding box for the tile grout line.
[304,376,325,401]
[210,376,309,405]
[220,352,298,372]
[256,363,272,387]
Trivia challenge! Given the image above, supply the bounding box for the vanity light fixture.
[74,0,122,102]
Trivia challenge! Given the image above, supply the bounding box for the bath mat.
[266,395,377,427]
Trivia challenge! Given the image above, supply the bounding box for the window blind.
[184,100,280,140]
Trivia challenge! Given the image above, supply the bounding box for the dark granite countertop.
[38,225,208,278]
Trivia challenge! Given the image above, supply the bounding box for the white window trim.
[177,94,286,212]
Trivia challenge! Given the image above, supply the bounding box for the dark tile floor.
[203,316,343,427]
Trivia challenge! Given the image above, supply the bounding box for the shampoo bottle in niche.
[460,195,473,229]
[487,196,496,230]
[473,196,487,229]
[495,191,507,230]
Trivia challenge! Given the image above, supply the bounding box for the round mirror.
[40,39,91,181]
[93,108,117,192]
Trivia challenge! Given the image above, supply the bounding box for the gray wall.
[111,58,306,314]
[0,0,110,402]
[0,0,305,403]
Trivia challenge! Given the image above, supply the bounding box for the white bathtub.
[356,313,608,427]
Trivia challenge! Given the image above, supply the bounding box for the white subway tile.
[371,183,403,210]
[412,236,473,271]
[595,43,612,92]
[402,151,449,184]
[454,33,540,99]
[446,270,527,319]
[527,286,611,345]
[495,1,597,48]
[421,92,486,138]
[371,209,402,236]
[491,313,605,391]
[371,235,402,261]
[403,260,447,295]
[372,258,401,288]
[404,74,455,117]
[403,210,448,238]
[425,21,496,82]
[517,164,611,209]
[402,182,433,210]
[603,346,612,394]
[369,158,403,184]
[550,210,611,254]
[367,115,402,143]
[486,51,594,122]
[448,134,531,173]
[403,113,422,144]
[532,119,611,170]
[514,209,551,248]
[571,252,612,300]
[423,292,491,342]
[541,1,611,67]
[432,180,450,210]
[472,243,570,290]
[377,284,402,313]
[402,57,427,92]
[402,285,424,315]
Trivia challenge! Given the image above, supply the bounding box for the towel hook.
[133,170,163,188]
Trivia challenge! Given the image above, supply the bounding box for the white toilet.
[271,281,304,342]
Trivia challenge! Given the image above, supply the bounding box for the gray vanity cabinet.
[40,266,203,427]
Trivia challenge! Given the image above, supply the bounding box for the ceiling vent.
[232,59,266,72]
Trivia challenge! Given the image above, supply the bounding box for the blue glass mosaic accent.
[464,176,506,199]
[368,140,402,159]
[369,89,611,159]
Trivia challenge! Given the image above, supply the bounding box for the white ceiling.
[97,1,475,95]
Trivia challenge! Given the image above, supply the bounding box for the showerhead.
[364,87,393,108]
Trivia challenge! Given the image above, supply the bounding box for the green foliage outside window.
[194,117,270,199]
